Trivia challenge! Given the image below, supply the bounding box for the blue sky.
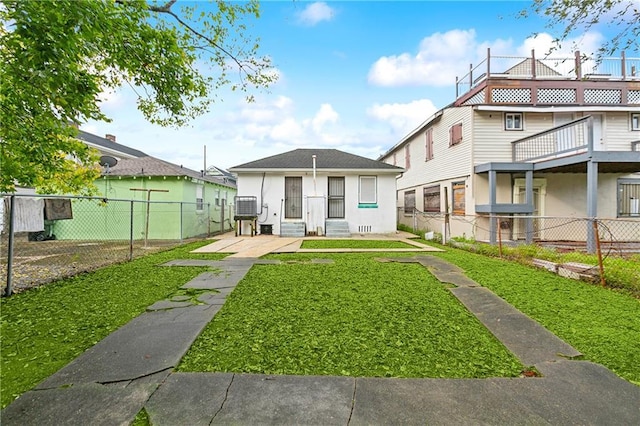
[84,0,614,172]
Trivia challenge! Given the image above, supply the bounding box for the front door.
[284,177,302,219]
[328,177,345,218]
[513,178,546,240]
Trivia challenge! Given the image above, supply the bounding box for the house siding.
[236,171,398,236]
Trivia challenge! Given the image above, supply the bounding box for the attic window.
[449,123,463,146]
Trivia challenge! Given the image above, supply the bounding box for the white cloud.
[297,2,335,26]
[368,29,606,88]
[367,99,438,135]
[310,103,339,133]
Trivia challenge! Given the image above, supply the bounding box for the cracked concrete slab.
[37,305,219,388]
[212,374,355,425]
[145,373,234,426]
[1,380,160,426]
[183,269,249,289]
[147,300,194,311]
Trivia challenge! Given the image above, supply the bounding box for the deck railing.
[511,116,591,163]
[456,49,640,98]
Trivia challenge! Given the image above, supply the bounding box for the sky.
[83,0,618,172]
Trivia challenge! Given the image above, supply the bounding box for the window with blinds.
[359,176,377,204]
[285,176,302,219]
[425,128,434,161]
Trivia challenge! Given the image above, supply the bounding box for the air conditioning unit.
[234,196,258,217]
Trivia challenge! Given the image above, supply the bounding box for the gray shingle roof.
[77,130,148,158]
[103,156,236,188]
[229,149,403,171]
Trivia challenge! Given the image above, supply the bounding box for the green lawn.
[178,253,524,378]
[0,241,226,409]
[300,239,416,249]
[427,245,640,385]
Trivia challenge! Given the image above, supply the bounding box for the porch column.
[586,160,598,253]
[525,170,534,244]
[489,170,497,244]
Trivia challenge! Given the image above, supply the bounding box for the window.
[452,181,465,215]
[618,179,640,217]
[505,113,523,130]
[359,176,377,204]
[425,128,434,161]
[328,177,345,218]
[215,189,220,206]
[222,191,227,206]
[632,113,640,131]
[404,190,416,214]
[285,177,302,218]
[195,185,204,211]
[449,123,463,146]
[423,185,440,212]
[405,145,411,169]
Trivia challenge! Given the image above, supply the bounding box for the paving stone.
[212,374,354,425]
[198,293,227,305]
[171,295,192,302]
[146,373,234,426]
[37,305,220,388]
[147,300,193,311]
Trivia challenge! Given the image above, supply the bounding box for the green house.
[50,132,236,241]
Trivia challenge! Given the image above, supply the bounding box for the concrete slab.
[37,305,219,388]
[351,377,547,425]
[1,379,160,426]
[227,238,302,258]
[147,300,194,311]
[145,373,234,426]
[213,374,355,425]
[451,287,581,366]
[183,269,250,289]
[197,292,228,305]
[192,239,245,253]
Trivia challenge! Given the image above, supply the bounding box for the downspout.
[312,154,317,196]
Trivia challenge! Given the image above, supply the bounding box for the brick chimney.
[105,134,116,143]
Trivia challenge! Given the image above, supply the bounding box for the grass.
[178,253,524,379]
[425,243,640,385]
[300,239,416,249]
[0,240,226,409]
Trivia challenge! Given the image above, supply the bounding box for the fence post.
[129,200,134,261]
[593,220,606,287]
[3,195,16,297]
[207,203,211,237]
[497,216,503,257]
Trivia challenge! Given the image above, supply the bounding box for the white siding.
[235,171,398,235]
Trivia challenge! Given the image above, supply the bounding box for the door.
[591,113,604,150]
[285,177,302,219]
[328,177,345,218]
[513,178,546,240]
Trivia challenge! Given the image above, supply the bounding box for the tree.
[521,0,640,56]
[0,0,275,194]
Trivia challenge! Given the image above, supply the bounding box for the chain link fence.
[399,208,640,294]
[1,194,235,296]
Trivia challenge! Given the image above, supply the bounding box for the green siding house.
[50,132,236,240]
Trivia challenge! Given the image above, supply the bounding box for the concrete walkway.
[2,239,639,425]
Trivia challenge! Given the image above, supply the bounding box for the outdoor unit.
[234,196,258,217]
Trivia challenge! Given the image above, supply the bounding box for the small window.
[404,190,416,214]
[449,123,463,146]
[359,176,377,204]
[215,189,220,206]
[632,113,640,131]
[617,179,640,217]
[505,113,523,130]
[195,185,204,211]
[425,128,434,161]
[423,185,440,212]
[405,145,411,169]
[452,181,465,215]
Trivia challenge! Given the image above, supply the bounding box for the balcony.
[455,49,640,107]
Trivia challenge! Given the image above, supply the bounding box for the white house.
[379,49,640,248]
[228,148,404,237]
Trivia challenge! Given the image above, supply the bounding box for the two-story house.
[379,49,640,250]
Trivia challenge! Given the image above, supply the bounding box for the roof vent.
[105,134,116,142]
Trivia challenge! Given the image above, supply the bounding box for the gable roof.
[103,155,236,188]
[503,59,562,77]
[229,149,404,173]
[77,130,148,158]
